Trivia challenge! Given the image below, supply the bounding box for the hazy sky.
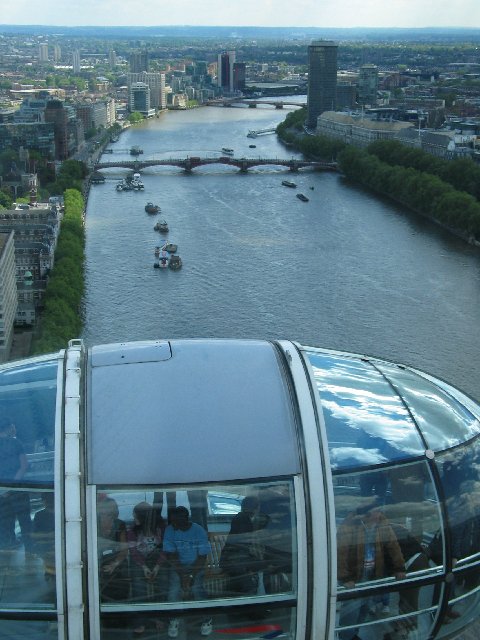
[1,0,480,29]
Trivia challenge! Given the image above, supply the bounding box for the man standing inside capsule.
[164,506,212,637]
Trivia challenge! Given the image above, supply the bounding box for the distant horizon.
[1,0,479,30]
[2,24,480,30]
[2,24,480,36]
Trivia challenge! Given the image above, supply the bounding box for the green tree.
[128,111,144,124]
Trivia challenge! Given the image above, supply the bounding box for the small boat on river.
[221,147,234,155]
[130,146,143,156]
[296,193,309,202]
[145,202,160,214]
[154,220,169,232]
[169,255,182,270]
[282,180,297,188]
[162,242,178,253]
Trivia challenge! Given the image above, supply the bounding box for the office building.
[0,231,17,362]
[336,82,357,109]
[233,62,246,91]
[129,50,149,73]
[0,201,63,326]
[358,64,379,106]
[127,72,166,110]
[128,82,155,117]
[306,40,338,129]
[217,51,236,92]
[0,122,55,158]
[316,110,413,146]
[44,100,82,160]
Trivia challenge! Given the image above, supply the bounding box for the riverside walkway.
[93,156,337,173]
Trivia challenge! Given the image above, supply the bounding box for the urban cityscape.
[2,12,480,640]
[2,27,480,361]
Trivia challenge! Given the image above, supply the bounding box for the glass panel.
[0,359,58,483]
[335,464,443,593]
[307,352,424,470]
[437,589,480,638]
[437,440,480,563]
[0,489,56,608]
[96,480,296,609]
[377,364,480,450]
[100,604,296,640]
[0,619,58,639]
[336,584,439,640]
[0,360,57,611]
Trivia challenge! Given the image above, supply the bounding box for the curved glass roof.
[376,362,480,451]
[307,351,426,470]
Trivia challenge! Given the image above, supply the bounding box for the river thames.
[83,100,480,400]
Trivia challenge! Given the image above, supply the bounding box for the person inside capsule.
[163,506,213,637]
[337,496,406,640]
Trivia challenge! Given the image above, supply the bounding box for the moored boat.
[159,251,169,268]
[163,242,178,253]
[130,146,143,156]
[296,193,309,202]
[145,202,160,214]
[91,173,105,184]
[282,180,297,188]
[169,255,182,270]
[154,220,169,232]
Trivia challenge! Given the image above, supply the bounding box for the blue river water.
[83,100,480,400]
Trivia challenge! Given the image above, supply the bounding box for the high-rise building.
[53,45,61,63]
[38,43,49,62]
[217,51,236,92]
[109,49,117,68]
[129,50,149,73]
[358,64,379,107]
[129,82,155,117]
[72,50,81,74]
[233,63,246,91]
[127,72,166,110]
[44,100,80,160]
[306,40,338,130]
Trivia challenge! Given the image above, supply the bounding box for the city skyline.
[1,0,480,29]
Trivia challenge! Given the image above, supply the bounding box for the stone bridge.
[93,156,337,174]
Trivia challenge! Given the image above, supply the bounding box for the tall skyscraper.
[109,49,117,69]
[53,45,61,63]
[72,50,81,74]
[232,63,246,91]
[306,40,338,130]
[357,64,379,107]
[129,50,149,73]
[217,51,236,92]
[38,43,49,62]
